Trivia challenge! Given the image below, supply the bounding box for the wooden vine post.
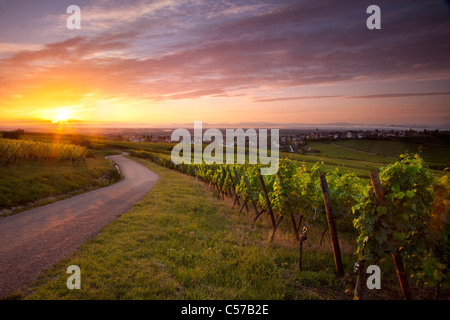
[227,167,240,206]
[319,172,344,277]
[369,171,413,300]
[299,227,308,271]
[257,169,277,229]
[354,259,365,300]
[233,168,249,213]
[242,171,261,217]
[220,167,227,199]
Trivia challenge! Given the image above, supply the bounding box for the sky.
[0,0,449,129]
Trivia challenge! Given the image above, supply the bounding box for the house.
[357,131,367,139]
[328,132,341,139]
[386,130,397,137]
[346,131,357,139]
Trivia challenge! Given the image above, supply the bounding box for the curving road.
[0,154,160,298]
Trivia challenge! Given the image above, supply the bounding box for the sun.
[51,108,73,124]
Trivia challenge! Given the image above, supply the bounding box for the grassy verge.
[282,141,448,178]
[0,150,122,217]
[15,156,435,300]
[307,138,450,169]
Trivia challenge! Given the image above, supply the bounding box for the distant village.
[111,127,448,154]
[277,128,448,154]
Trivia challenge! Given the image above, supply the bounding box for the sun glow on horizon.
[51,107,74,124]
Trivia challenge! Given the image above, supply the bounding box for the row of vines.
[130,149,449,300]
[0,138,87,167]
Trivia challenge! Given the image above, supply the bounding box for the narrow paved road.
[0,154,160,298]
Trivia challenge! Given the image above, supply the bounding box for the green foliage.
[132,151,366,232]
[2,129,24,140]
[234,164,262,205]
[130,149,449,289]
[353,153,449,289]
[0,138,86,165]
[0,155,118,211]
[131,148,450,293]
[410,173,450,289]
[24,160,351,300]
[271,159,299,217]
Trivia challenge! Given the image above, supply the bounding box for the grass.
[16,156,440,300]
[283,137,449,178]
[89,134,449,178]
[0,150,122,216]
[282,151,385,179]
[306,141,397,163]
[333,138,450,168]
[17,158,345,300]
[3,133,447,300]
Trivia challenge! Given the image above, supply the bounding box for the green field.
[305,141,397,163]
[3,132,448,300]
[280,136,449,179]
[20,157,421,300]
[0,149,122,216]
[303,136,450,170]
[3,132,448,215]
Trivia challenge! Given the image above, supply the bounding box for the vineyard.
[129,149,449,299]
[2,132,448,299]
[0,138,87,167]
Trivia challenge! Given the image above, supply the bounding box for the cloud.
[251,91,450,103]
[0,42,43,57]
[252,95,342,103]
[1,0,450,104]
[40,0,178,34]
[348,92,450,99]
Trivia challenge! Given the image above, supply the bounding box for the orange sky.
[1,0,449,129]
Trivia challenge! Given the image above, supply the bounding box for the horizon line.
[0,120,449,131]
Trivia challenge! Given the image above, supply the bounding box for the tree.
[2,129,24,139]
